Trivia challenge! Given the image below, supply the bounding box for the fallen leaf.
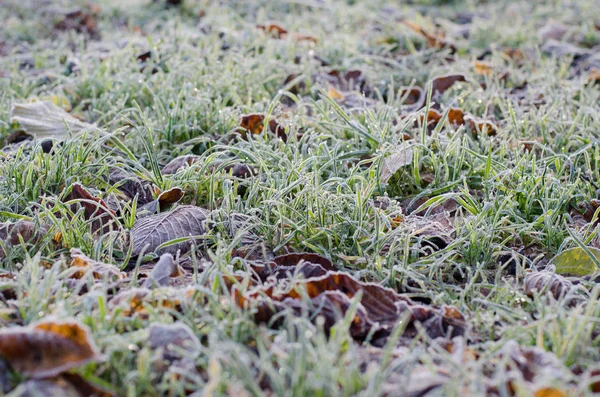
[538,21,569,43]
[239,114,286,142]
[257,23,288,38]
[234,271,467,342]
[54,6,99,39]
[431,74,467,95]
[473,61,493,75]
[70,248,125,281]
[130,205,210,256]
[399,86,424,111]
[466,116,498,136]
[550,247,600,276]
[0,220,42,260]
[534,387,567,397]
[381,146,413,183]
[148,322,201,362]
[142,253,179,288]
[63,183,116,233]
[108,288,181,317]
[402,21,456,51]
[10,101,96,141]
[257,23,316,43]
[524,271,573,299]
[252,252,335,281]
[108,168,154,205]
[0,319,101,379]
[138,186,185,217]
[162,155,201,175]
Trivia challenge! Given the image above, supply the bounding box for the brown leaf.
[252,252,335,281]
[234,271,467,342]
[69,248,125,281]
[158,187,184,208]
[0,220,43,260]
[431,74,466,95]
[524,271,573,300]
[402,21,456,51]
[0,319,101,378]
[466,116,498,136]
[239,114,286,142]
[257,23,316,43]
[64,183,116,233]
[131,206,210,256]
[108,168,154,205]
[257,23,288,38]
[399,86,424,111]
[60,373,114,397]
[162,155,201,175]
[54,6,99,39]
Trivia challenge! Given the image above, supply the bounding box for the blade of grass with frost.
[10,101,98,140]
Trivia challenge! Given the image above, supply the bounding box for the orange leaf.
[534,388,567,397]
[473,61,493,75]
[0,319,101,378]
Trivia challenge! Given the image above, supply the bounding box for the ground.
[1,0,600,396]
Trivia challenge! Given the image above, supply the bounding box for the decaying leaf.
[524,271,573,299]
[138,186,185,216]
[233,270,467,342]
[431,74,467,95]
[550,247,600,276]
[69,248,125,281]
[402,21,456,51]
[0,220,42,260]
[380,146,413,183]
[466,116,498,136]
[239,114,286,142]
[148,322,201,362]
[473,61,493,75]
[54,6,100,39]
[257,23,317,43]
[10,101,96,141]
[63,183,116,233]
[130,205,210,256]
[142,253,180,288]
[162,155,201,175]
[108,168,154,205]
[399,86,424,111]
[251,252,335,281]
[108,288,181,317]
[0,319,101,379]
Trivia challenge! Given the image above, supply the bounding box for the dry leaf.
[473,61,493,75]
[0,319,101,379]
[131,206,210,256]
[70,248,125,281]
[431,74,467,95]
[162,155,201,175]
[381,146,413,183]
[524,271,573,300]
[402,21,456,51]
[234,270,467,342]
[142,253,179,288]
[239,114,286,142]
[64,183,116,233]
[10,101,96,140]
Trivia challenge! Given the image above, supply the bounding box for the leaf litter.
[1,0,600,395]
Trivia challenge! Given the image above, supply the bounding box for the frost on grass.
[1,0,600,395]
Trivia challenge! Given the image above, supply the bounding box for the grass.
[1,0,600,395]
